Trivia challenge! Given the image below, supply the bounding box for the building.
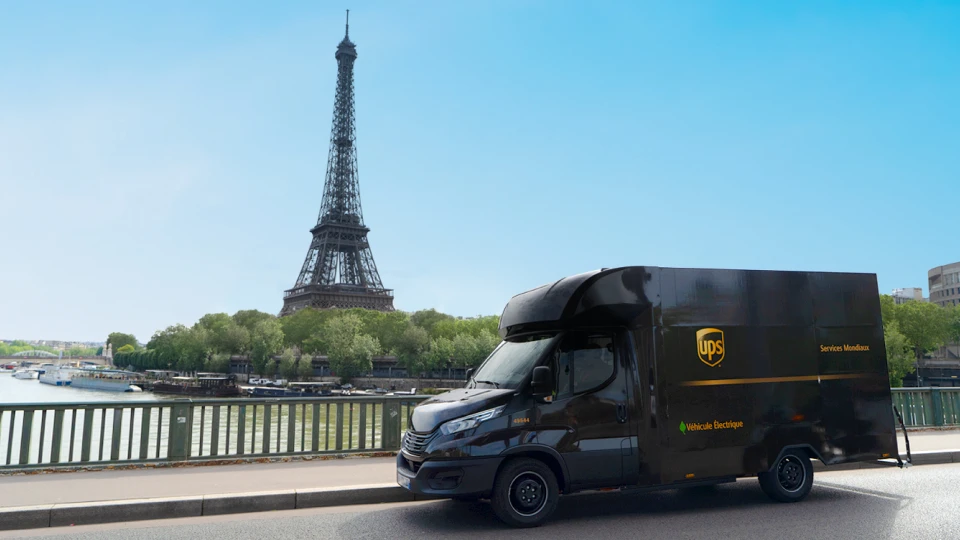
[892,287,924,304]
[929,262,960,308]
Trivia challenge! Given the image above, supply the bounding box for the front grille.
[402,429,435,457]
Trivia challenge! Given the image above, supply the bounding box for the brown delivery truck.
[396,266,903,527]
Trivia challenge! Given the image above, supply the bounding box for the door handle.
[616,403,627,423]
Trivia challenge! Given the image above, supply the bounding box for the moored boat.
[70,369,143,392]
[12,368,39,380]
[151,374,241,397]
[38,366,77,386]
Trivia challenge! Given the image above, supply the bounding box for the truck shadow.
[345,480,909,538]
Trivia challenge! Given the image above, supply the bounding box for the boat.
[38,366,77,386]
[151,374,241,397]
[69,369,143,392]
[12,368,39,380]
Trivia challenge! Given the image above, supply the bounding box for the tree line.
[111,307,502,381]
[880,295,960,387]
[109,294,958,387]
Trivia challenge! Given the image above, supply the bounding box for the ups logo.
[696,328,725,367]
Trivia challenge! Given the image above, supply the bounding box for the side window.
[555,333,616,397]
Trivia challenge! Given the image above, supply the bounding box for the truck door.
[536,330,632,490]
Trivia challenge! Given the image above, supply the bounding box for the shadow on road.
[340,479,910,539]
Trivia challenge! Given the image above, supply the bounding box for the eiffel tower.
[281,12,394,316]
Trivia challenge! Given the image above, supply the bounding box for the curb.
[0,483,434,532]
[2,451,958,532]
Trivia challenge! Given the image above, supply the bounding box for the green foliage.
[395,325,431,376]
[233,310,276,332]
[410,309,456,338]
[107,332,138,351]
[879,294,959,387]
[279,348,298,380]
[100,305,502,383]
[298,354,314,380]
[323,314,380,381]
[250,319,284,376]
[896,300,952,360]
[204,353,232,374]
[264,359,278,378]
[116,344,136,354]
[884,322,914,387]
[280,308,333,352]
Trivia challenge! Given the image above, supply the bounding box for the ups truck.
[396,266,901,527]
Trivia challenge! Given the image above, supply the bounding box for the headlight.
[439,405,506,436]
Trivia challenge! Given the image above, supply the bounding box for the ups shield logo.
[696,328,725,367]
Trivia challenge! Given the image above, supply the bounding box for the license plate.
[397,472,411,490]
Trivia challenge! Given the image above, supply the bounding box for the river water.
[0,371,394,467]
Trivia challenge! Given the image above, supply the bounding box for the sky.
[1,1,958,343]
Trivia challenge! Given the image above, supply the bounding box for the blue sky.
[1,1,958,342]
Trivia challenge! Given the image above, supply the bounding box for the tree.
[107,332,138,352]
[249,319,284,376]
[280,307,335,352]
[279,348,298,380]
[298,354,315,381]
[395,325,431,376]
[176,327,210,373]
[897,301,952,361]
[233,310,276,332]
[410,309,456,338]
[148,324,190,369]
[204,353,231,374]
[324,314,379,381]
[264,359,278,378]
[948,305,960,345]
[424,336,454,374]
[884,322,915,387]
[116,344,136,354]
[196,313,250,354]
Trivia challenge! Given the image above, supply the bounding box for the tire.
[490,458,560,528]
[758,450,814,502]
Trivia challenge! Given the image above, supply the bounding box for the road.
[6,464,959,540]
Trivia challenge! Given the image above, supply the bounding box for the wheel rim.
[508,472,548,517]
[777,456,806,493]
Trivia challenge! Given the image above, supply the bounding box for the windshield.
[469,333,559,389]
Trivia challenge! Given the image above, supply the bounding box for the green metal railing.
[0,396,426,471]
[891,388,960,427]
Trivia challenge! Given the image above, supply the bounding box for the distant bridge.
[10,350,59,358]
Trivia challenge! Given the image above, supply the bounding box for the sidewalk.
[0,430,954,509]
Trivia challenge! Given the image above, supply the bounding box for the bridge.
[0,389,958,533]
[9,350,59,358]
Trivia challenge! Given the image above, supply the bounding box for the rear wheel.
[490,458,559,528]
[759,450,814,502]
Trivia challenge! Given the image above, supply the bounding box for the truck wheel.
[490,458,559,528]
[759,450,813,502]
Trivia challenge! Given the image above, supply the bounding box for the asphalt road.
[7,464,960,540]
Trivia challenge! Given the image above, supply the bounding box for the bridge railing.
[891,387,960,428]
[0,396,427,471]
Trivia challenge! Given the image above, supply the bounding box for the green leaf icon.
[679,421,687,434]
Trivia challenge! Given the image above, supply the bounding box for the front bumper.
[396,452,503,497]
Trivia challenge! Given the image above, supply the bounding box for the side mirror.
[466,368,474,381]
[531,366,554,398]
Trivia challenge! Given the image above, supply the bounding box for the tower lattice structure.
[281,13,394,315]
